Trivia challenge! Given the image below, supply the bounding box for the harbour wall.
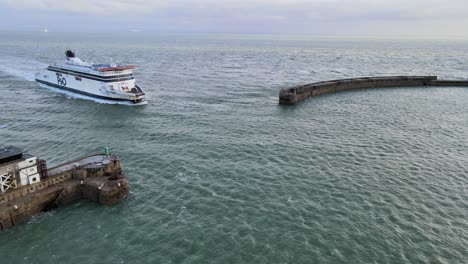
[279,76,468,105]
[0,155,129,230]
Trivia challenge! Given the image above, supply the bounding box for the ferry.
[35,50,145,103]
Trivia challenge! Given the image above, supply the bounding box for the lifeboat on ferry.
[97,65,136,72]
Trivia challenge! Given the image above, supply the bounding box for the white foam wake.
[0,56,47,81]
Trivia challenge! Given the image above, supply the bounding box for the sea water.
[0,32,467,263]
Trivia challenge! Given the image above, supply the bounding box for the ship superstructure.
[35,50,145,103]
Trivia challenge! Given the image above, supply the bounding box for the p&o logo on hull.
[56,74,67,86]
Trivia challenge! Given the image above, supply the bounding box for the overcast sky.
[1,0,468,38]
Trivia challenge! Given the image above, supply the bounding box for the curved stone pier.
[279,76,468,105]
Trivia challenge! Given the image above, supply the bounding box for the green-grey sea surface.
[0,33,467,263]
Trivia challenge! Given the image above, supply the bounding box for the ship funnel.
[65,50,76,58]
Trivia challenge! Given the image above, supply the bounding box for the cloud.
[2,0,468,19]
[1,0,468,37]
[1,0,167,15]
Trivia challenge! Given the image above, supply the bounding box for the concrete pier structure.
[0,153,129,230]
[279,76,468,105]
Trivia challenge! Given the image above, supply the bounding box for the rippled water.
[0,33,467,263]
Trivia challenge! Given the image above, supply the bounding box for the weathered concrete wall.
[430,80,468,87]
[279,76,468,105]
[0,155,129,231]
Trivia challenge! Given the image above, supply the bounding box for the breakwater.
[0,154,129,230]
[279,76,468,105]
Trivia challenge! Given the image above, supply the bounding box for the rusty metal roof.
[0,146,23,164]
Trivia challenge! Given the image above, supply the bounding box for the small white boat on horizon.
[35,50,145,103]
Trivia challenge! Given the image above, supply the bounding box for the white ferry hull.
[34,69,145,103]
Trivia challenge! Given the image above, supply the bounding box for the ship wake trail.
[0,56,47,81]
